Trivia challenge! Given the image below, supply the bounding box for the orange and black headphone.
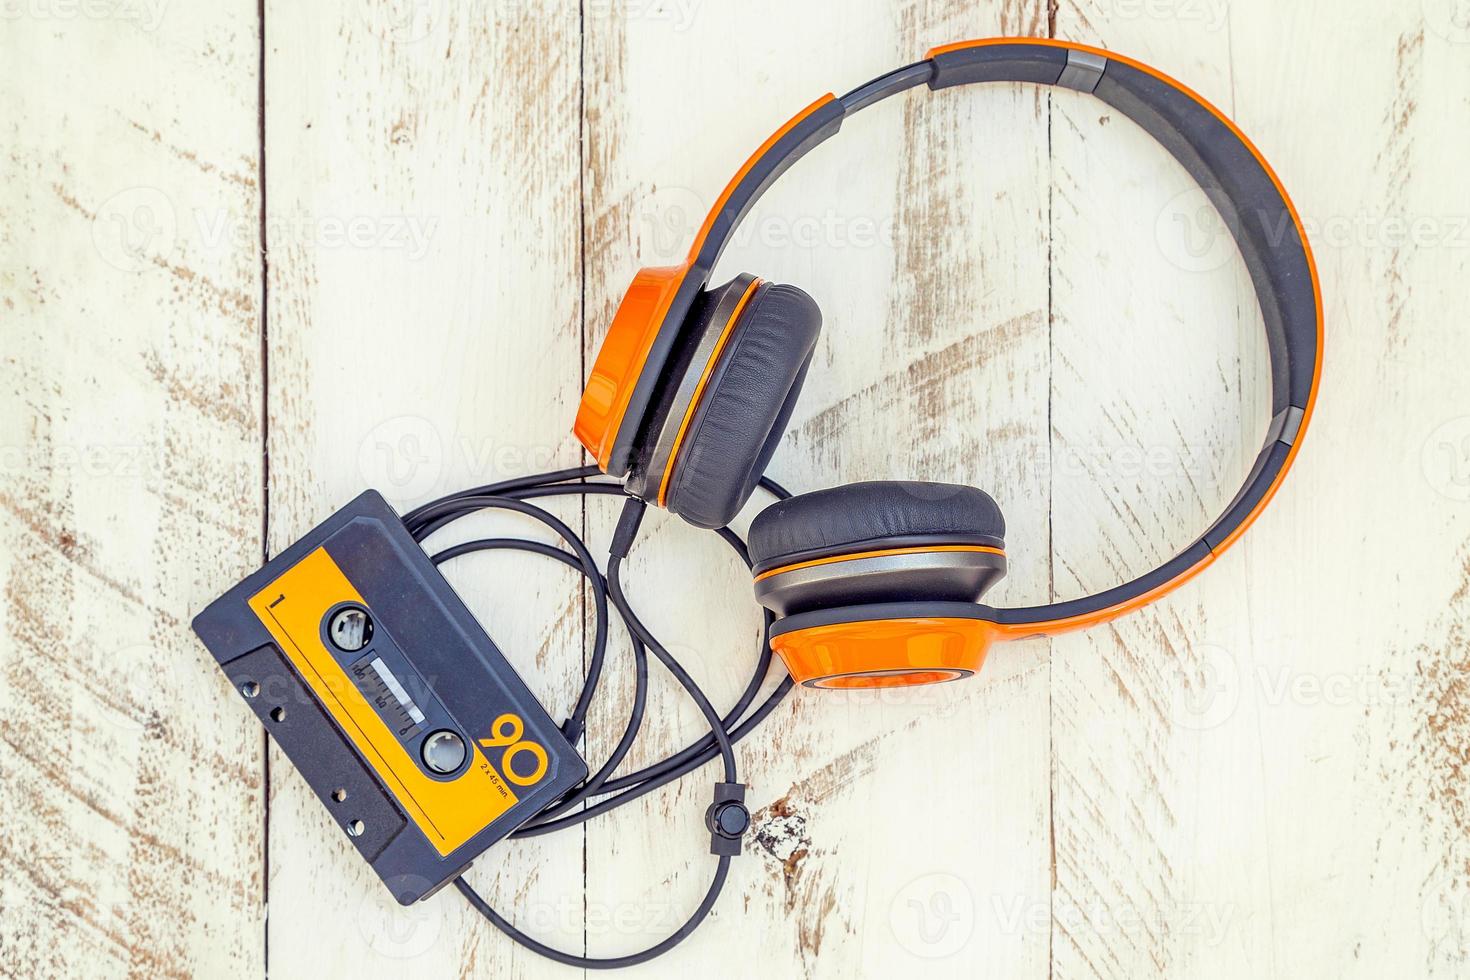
[575,38,1322,691]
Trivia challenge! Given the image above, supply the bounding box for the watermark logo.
[358,416,445,503]
[195,210,440,261]
[1425,0,1470,43]
[632,184,899,264]
[363,0,440,43]
[357,876,443,958]
[107,641,179,733]
[635,185,706,263]
[92,186,177,272]
[1106,0,1228,32]
[889,872,975,958]
[1155,187,1241,273]
[1422,417,1470,502]
[585,0,702,33]
[0,0,169,31]
[1168,642,1241,731]
[354,416,563,505]
[90,186,439,270]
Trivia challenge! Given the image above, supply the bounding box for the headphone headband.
[575,38,1322,637]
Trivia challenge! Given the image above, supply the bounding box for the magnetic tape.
[192,490,587,905]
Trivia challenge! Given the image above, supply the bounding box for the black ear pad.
[624,275,757,503]
[748,480,1006,573]
[749,481,1008,616]
[661,281,821,528]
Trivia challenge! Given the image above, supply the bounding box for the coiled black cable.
[402,466,792,968]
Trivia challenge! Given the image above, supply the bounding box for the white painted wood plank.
[1226,3,1470,977]
[1049,1,1470,977]
[261,2,585,975]
[0,4,266,977]
[1045,8,1266,980]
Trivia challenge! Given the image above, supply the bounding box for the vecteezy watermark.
[2,441,154,482]
[92,187,178,273]
[1424,0,1470,44]
[516,894,687,939]
[633,186,707,264]
[0,440,260,503]
[89,186,440,272]
[196,210,440,262]
[1104,0,1229,32]
[1155,187,1243,274]
[1168,643,1432,730]
[1052,442,1232,490]
[1422,416,1470,502]
[584,0,702,32]
[889,872,976,959]
[360,0,439,44]
[0,0,168,32]
[358,416,445,502]
[356,415,562,505]
[633,185,896,264]
[356,877,444,959]
[363,0,702,47]
[105,641,180,734]
[1156,189,1470,273]
[1168,642,1241,732]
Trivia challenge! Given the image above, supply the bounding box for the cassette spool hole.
[327,606,373,652]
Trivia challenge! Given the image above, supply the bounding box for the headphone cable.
[403,467,792,966]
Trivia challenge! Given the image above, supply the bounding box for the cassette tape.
[192,490,587,905]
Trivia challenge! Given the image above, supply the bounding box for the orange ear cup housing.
[623,274,762,507]
[575,265,692,476]
[768,606,1002,689]
[749,482,1008,688]
[611,273,822,528]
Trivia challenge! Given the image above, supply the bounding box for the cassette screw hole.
[328,607,372,652]
[331,788,347,802]
[347,820,365,837]
[270,706,286,722]
[240,681,259,698]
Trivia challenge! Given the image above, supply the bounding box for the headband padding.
[664,282,821,528]
[748,480,1006,571]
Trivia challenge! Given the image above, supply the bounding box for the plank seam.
[577,0,590,967]
[256,0,271,973]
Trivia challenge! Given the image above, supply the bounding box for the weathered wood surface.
[0,2,266,978]
[3,1,1469,977]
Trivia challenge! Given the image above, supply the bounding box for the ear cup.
[749,481,1008,617]
[749,480,1005,570]
[768,602,999,689]
[624,274,759,503]
[641,277,821,528]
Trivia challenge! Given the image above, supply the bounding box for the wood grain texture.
[261,2,585,976]
[0,3,266,978]
[6,1,1470,977]
[1048,2,1470,977]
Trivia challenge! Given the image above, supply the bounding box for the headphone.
[574,38,1322,691]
